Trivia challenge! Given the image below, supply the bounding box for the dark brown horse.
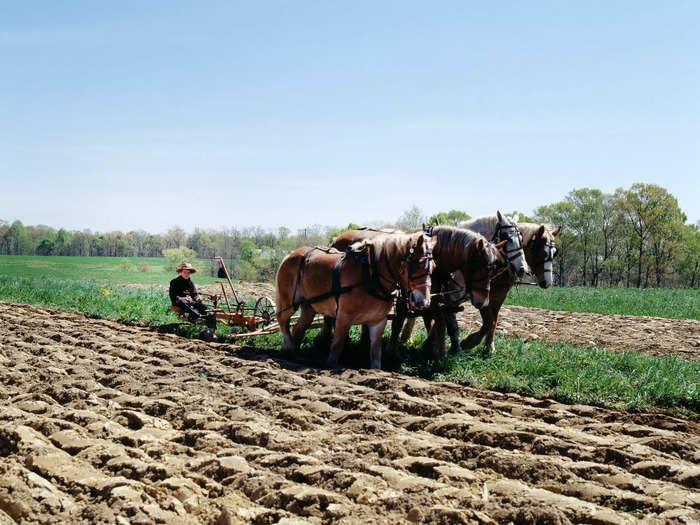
[460,222,561,354]
[275,231,434,369]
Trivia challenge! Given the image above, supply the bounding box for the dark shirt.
[169,275,199,305]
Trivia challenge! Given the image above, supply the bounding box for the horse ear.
[552,225,561,236]
[495,239,507,250]
[416,234,424,248]
[497,210,503,222]
[537,225,545,238]
[512,213,519,223]
[477,238,484,251]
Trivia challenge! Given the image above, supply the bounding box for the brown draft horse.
[275,231,434,369]
[460,222,561,354]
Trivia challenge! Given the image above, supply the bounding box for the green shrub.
[118,258,134,271]
[163,247,198,273]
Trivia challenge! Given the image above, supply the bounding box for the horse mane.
[359,227,402,234]
[358,231,421,261]
[517,222,556,244]
[431,226,486,261]
[458,215,500,239]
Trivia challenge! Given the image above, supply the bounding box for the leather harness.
[293,241,431,312]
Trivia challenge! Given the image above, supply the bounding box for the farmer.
[169,262,216,329]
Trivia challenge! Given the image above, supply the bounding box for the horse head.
[398,232,435,310]
[524,224,561,288]
[464,237,506,309]
[495,211,530,278]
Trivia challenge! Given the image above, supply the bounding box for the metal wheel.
[253,296,276,325]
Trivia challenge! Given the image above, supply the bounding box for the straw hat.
[176,262,197,274]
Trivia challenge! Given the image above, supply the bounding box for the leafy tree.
[164,227,187,249]
[162,247,198,273]
[428,210,470,226]
[3,220,34,255]
[55,228,71,256]
[616,183,685,287]
[327,223,362,245]
[397,205,427,230]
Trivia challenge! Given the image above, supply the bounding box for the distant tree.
[396,205,427,230]
[327,223,362,245]
[36,237,56,256]
[616,183,685,287]
[70,231,90,256]
[676,222,700,287]
[55,228,71,256]
[162,247,198,273]
[164,227,187,249]
[3,220,34,255]
[428,210,470,226]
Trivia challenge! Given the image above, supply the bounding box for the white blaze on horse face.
[542,242,554,288]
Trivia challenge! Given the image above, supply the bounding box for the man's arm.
[169,279,180,304]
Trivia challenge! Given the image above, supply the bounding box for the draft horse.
[275,231,434,369]
[460,222,561,354]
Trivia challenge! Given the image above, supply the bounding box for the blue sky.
[2,1,698,233]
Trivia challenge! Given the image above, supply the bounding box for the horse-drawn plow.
[169,257,324,340]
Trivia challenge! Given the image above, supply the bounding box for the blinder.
[493,222,524,263]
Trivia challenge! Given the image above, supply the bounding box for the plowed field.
[1,301,699,524]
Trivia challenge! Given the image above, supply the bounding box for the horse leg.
[461,309,488,350]
[420,308,436,349]
[291,305,316,348]
[278,305,297,353]
[316,316,334,347]
[426,309,447,359]
[481,297,505,356]
[327,316,352,368]
[368,319,388,369]
[359,325,370,351]
[446,310,460,353]
[388,301,407,357]
[399,316,416,343]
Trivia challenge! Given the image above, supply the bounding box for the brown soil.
[2,300,699,524]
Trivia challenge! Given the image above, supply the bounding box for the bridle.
[492,221,525,277]
[402,233,434,295]
[462,245,499,298]
[376,233,434,302]
[526,234,558,278]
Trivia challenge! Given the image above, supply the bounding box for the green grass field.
[1,255,698,417]
[505,284,700,320]
[0,255,222,285]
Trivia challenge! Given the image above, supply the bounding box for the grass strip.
[505,285,700,320]
[398,336,699,415]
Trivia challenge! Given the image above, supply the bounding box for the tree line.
[1,183,697,288]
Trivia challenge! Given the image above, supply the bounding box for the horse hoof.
[480,343,495,357]
[449,344,460,354]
